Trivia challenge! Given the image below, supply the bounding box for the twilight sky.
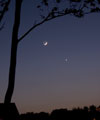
[0,0,100,113]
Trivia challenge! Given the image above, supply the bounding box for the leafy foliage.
[18,0,100,42]
[36,0,100,20]
[0,0,100,30]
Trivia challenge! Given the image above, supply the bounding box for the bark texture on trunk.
[4,0,22,103]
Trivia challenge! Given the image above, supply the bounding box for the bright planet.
[65,58,68,62]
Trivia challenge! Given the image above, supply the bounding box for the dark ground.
[19,105,100,120]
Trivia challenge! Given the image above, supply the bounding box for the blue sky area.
[0,0,100,113]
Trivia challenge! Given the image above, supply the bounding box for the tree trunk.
[4,0,22,103]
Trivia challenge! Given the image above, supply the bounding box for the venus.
[65,58,68,62]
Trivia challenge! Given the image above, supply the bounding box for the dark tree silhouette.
[0,0,100,104]
[19,106,100,120]
[0,0,10,30]
[4,0,22,104]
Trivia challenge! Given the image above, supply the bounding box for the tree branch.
[18,13,51,43]
[18,0,100,43]
[0,0,10,22]
[0,0,10,30]
[18,10,72,43]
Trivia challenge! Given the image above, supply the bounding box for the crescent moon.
[43,41,48,46]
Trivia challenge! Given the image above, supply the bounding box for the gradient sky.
[0,0,100,113]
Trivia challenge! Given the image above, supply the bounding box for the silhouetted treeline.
[19,105,100,120]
